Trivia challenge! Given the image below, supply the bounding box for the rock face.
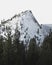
[0,10,52,45]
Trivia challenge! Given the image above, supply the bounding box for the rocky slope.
[0,10,52,45]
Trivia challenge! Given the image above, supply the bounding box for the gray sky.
[0,0,52,24]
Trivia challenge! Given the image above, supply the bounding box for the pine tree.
[13,29,26,65]
[27,38,39,65]
[0,36,3,65]
[3,32,12,65]
[37,33,52,65]
[19,41,26,65]
[7,32,12,65]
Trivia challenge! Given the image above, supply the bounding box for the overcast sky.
[0,0,52,24]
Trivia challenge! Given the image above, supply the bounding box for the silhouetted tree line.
[0,31,52,65]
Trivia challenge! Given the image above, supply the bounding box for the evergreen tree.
[19,41,26,65]
[27,38,39,65]
[13,29,26,65]
[7,32,12,65]
[3,32,12,65]
[0,36,3,65]
[13,30,20,65]
[37,32,52,65]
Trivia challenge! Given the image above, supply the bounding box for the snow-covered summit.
[0,10,52,45]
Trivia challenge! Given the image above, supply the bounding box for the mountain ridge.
[0,10,52,45]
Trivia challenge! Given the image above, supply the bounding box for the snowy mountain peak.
[0,10,52,45]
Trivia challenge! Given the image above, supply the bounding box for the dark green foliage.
[26,38,39,65]
[11,30,25,65]
[37,32,52,65]
[0,36,3,65]
[2,32,12,65]
[0,31,52,65]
